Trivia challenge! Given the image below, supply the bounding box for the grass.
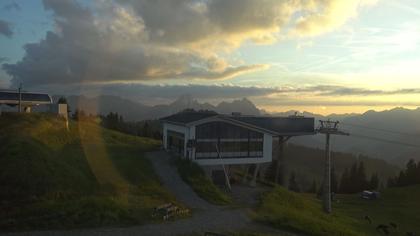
[335,185,420,235]
[256,185,420,235]
[0,113,181,231]
[255,186,366,236]
[175,158,232,205]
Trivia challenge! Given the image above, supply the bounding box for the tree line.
[289,161,380,194]
[100,112,162,139]
[69,107,162,140]
[387,159,420,188]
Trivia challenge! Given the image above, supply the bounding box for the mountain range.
[55,94,420,166]
[291,107,420,167]
[60,94,262,121]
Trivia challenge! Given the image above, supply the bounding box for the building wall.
[49,104,68,119]
[163,123,189,158]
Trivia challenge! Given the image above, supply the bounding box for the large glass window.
[195,121,264,159]
[167,130,184,154]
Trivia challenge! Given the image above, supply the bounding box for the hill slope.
[256,185,420,235]
[0,113,176,231]
[292,107,420,166]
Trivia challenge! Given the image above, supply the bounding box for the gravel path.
[145,151,213,210]
[2,151,296,236]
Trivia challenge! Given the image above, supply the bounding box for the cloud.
[271,85,420,96]
[28,83,280,105]
[292,0,378,37]
[3,0,377,87]
[0,57,8,64]
[101,83,280,101]
[0,20,12,37]
[257,98,420,107]
[3,2,21,11]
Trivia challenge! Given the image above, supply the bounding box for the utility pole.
[18,83,22,113]
[318,120,349,213]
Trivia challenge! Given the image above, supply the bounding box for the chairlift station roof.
[161,110,315,136]
[0,90,52,106]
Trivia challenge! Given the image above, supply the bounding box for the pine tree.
[339,168,350,193]
[331,167,339,193]
[317,181,324,198]
[349,162,358,193]
[387,177,396,188]
[379,181,385,191]
[417,161,420,184]
[369,173,379,190]
[143,122,150,137]
[288,171,300,192]
[72,109,86,121]
[357,161,368,191]
[57,97,67,104]
[405,159,417,185]
[308,179,317,193]
[396,170,407,187]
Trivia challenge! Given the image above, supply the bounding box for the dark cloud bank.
[0,20,12,37]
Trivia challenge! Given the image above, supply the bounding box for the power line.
[347,133,420,149]
[340,122,420,137]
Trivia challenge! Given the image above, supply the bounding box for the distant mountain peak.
[216,97,260,115]
[170,94,199,108]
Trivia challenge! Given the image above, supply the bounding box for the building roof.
[161,110,315,136]
[160,110,218,124]
[222,115,315,135]
[0,91,52,105]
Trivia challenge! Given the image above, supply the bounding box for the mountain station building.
[0,90,67,120]
[161,110,315,186]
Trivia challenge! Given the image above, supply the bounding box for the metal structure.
[161,110,316,188]
[317,120,349,213]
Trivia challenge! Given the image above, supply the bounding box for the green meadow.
[255,185,420,235]
[0,113,178,231]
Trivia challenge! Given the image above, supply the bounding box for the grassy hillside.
[0,113,178,231]
[256,185,420,235]
[255,187,363,236]
[335,185,420,235]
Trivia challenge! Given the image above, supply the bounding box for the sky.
[1,0,420,115]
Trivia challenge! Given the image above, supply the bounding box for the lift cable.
[340,122,420,137]
[344,133,420,149]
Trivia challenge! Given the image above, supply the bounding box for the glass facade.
[195,122,264,159]
[167,130,185,155]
